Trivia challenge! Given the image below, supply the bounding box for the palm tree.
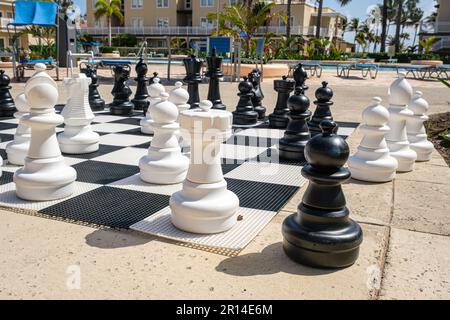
[380,0,389,52]
[341,17,348,39]
[367,6,382,52]
[94,0,124,46]
[408,7,424,49]
[348,18,360,47]
[286,0,292,38]
[314,0,351,39]
[393,0,403,53]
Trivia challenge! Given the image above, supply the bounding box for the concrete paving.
[0,68,449,299]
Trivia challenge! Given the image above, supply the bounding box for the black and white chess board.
[0,108,358,253]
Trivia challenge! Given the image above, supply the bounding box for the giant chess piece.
[282,120,363,268]
[131,58,150,113]
[0,70,17,117]
[293,63,309,93]
[170,100,239,234]
[140,76,165,134]
[348,97,398,182]
[14,71,77,201]
[268,76,295,129]
[205,48,225,110]
[58,73,100,154]
[232,77,258,126]
[278,87,311,161]
[6,93,31,165]
[169,81,191,152]
[149,72,158,85]
[386,73,417,172]
[248,68,266,119]
[183,54,203,109]
[406,91,434,162]
[308,81,337,137]
[81,64,105,111]
[109,64,134,115]
[139,92,189,184]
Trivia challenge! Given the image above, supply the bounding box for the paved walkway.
[0,69,449,299]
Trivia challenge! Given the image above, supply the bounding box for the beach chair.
[302,61,323,78]
[337,62,379,79]
[431,65,450,80]
[396,64,433,80]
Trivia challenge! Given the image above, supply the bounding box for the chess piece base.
[6,140,29,165]
[0,104,16,117]
[140,118,154,134]
[90,99,106,111]
[212,102,226,110]
[58,127,100,154]
[131,99,149,111]
[387,141,417,172]
[170,179,239,234]
[139,147,189,184]
[14,156,77,201]
[278,140,308,161]
[232,111,258,126]
[268,113,289,129]
[410,140,433,162]
[348,151,398,182]
[255,106,266,120]
[110,102,134,116]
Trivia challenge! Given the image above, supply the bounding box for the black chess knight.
[81,64,105,111]
[0,70,16,117]
[268,76,295,129]
[248,68,266,119]
[232,77,258,126]
[205,48,225,110]
[293,63,309,93]
[183,54,203,109]
[149,72,158,85]
[308,81,337,137]
[282,120,363,268]
[131,58,150,113]
[109,64,134,116]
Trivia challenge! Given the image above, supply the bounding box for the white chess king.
[58,73,100,154]
[170,100,239,234]
[348,97,398,182]
[6,93,31,165]
[406,91,434,161]
[14,71,77,201]
[141,77,165,134]
[385,72,417,172]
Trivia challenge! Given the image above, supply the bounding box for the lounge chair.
[396,64,432,80]
[288,61,323,78]
[337,62,379,79]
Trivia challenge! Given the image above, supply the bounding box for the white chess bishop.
[169,81,191,151]
[348,97,398,182]
[385,72,417,172]
[58,73,99,154]
[6,93,31,165]
[141,77,165,134]
[406,91,434,161]
[170,100,239,234]
[14,70,77,201]
[139,92,189,184]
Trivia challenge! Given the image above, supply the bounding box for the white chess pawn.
[14,72,77,201]
[169,81,191,151]
[58,73,100,154]
[6,93,32,165]
[348,97,398,182]
[406,91,434,161]
[170,100,239,234]
[139,92,189,184]
[385,72,417,172]
[140,77,165,134]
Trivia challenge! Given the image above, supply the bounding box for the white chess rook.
[169,81,191,151]
[141,77,165,134]
[14,72,77,201]
[170,100,239,234]
[385,72,417,172]
[58,73,100,154]
[6,93,31,165]
[348,97,398,182]
[139,92,189,184]
[406,91,434,161]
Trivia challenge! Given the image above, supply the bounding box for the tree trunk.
[394,0,403,53]
[373,28,379,53]
[412,25,418,50]
[315,0,323,38]
[108,17,112,47]
[380,0,388,52]
[286,0,292,38]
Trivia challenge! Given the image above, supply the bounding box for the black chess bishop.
[131,58,150,113]
[232,77,258,126]
[268,76,295,129]
[81,64,105,111]
[183,54,203,109]
[0,70,16,117]
[109,64,134,116]
[308,81,338,137]
[205,48,226,110]
[248,68,266,119]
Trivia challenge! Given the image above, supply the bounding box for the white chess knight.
[139,92,189,184]
[14,70,77,201]
[348,97,398,182]
[170,100,239,234]
[169,81,191,151]
[6,93,31,165]
[406,91,434,161]
[385,72,417,172]
[141,77,165,134]
[58,73,100,154]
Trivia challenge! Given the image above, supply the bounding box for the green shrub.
[100,46,118,54]
[112,34,138,47]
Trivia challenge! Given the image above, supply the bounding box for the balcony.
[0,17,14,28]
[420,21,450,34]
[433,36,450,51]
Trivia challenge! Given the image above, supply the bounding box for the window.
[132,18,144,28]
[131,0,143,8]
[157,17,169,27]
[185,0,191,9]
[157,0,169,8]
[229,0,237,5]
[6,12,13,18]
[0,39,4,50]
[279,16,295,27]
[200,0,214,7]
[200,17,214,28]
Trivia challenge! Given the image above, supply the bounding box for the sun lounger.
[287,61,323,78]
[337,62,379,79]
[396,64,432,80]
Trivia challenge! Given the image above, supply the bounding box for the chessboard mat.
[0,108,359,254]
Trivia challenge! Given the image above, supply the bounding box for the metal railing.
[0,17,13,28]
[420,21,450,34]
[434,37,450,51]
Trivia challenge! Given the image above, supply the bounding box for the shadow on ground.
[85,228,154,249]
[216,242,340,276]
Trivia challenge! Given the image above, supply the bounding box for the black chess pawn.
[293,63,309,93]
[149,72,158,85]
[232,77,258,126]
[205,48,225,110]
[0,70,16,117]
[109,65,134,116]
[81,64,105,111]
[248,69,266,119]
[282,120,363,268]
[308,81,338,137]
[131,58,150,113]
[278,87,311,161]
[183,54,203,109]
[268,76,295,129]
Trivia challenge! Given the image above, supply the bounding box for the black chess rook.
[268,76,295,129]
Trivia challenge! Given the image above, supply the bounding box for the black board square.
[0,148,6,160]
[225,178,299,212]
[250,148,307,167]
[110,117,142,126]
[72,160,140,184]
[62,144,122,159]
[0,133,14,142]
[0,122,18,131]
[39,186,170,229]
[134,141,151,149]
[335,121,360,129]
[0,171,13,185]
[120,128,152,136]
